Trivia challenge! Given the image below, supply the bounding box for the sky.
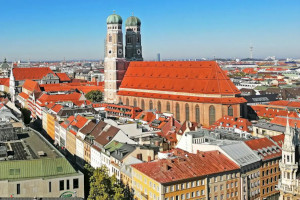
[1,0,300,61]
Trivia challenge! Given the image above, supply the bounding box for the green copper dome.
[125,16,141,26]
[106,14,122,24]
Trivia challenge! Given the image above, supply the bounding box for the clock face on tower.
[118,49,122,55]
[137,49,141,55]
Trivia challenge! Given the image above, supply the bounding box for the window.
[167,102,171,112]
[185,103,190,121]
[158,101,161,112]
[133,99,137,107]
[67,180,70,190]
[126,98,129,106]
[228,106,233,116]
[141,100,145,110]
[109,35,112,42]
[149,100,153,110]
[59,180,64,191]
[209,105,216,125]
[73,178,79,189]
[195,105,200,123]
[17,184,20,194]
[176,103,180,120]
[49,182,52,192]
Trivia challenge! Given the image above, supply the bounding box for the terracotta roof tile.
[55,73,71,82]
[18,92,29,100]
[120,61,241,95]
[132,149,239,184]
[22,79,41,93]
[13,67,55,81]
[245,138,281,161]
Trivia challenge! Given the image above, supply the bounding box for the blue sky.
[1,0,300,61]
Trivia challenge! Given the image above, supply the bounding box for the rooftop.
[132,149,239,184]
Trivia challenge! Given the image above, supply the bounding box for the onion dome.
[106,13,122,24]
[125,16,141,26]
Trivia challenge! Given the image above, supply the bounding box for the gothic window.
[176,103,180,121]
[126,98,129,106]
[157,101,161,112]
[209,105,216,125]
[185,103,190,121]
[141,100,145,110]
[228,106,233,116]
[133,99,137,107]
[109,35,112,42]
[149,100,153,110]
[119,98,122,104]
[195,105,200,123]
[137,36,140,43]
[166,102,171,112]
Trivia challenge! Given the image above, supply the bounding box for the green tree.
[85,90,103,102]
[86,165,126,200]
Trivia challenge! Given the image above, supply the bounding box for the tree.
[85,90,103,102]
[85,164,125,200]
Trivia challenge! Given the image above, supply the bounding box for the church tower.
[125,15,143,61]
[279,118,299,199]
[104,12,126,103]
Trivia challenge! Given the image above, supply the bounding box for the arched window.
[185,103,190,121]
[228,106,233,116]
[119,98,122,104]
[157,101,161,112]
[126,98,129,106]
[209,105,216,125]
[149,100,153,110]
[166,102,171,112]
[133,99,137,107]
[109,35,112,42]
[195,105,200,123]
[141,100,145,110]
[176,103,180,121]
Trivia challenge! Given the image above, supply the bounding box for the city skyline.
[1,0,300,61]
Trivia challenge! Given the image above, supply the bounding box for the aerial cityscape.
[1,0,300,200]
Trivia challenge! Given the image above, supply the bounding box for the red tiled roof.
[55,73,71,82]
[135,111,156,123]
[37,92,83,107]
[70,115,89,129]
[13,67,55,81]
[271,134,285,148]
[213,116,252,132]
[270,116,300,127]
[251,104,297,119]
[0,78,9,87]
[60,116,75,129]
[119,61,241,95]
[132,149,239,184]
[40,82,104,94]
[269,100,300,108]
[18,92,29,100]
[50,104,63,113]
[119,91,246,105]
[244,138,281,161]
[22,79,41,93]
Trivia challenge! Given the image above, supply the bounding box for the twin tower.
[105,12,143,61]
[104,13,143,103]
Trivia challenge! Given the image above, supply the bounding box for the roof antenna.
[132,12,134,16]
[113,10,116,14]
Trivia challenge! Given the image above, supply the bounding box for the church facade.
[103,13,246,126]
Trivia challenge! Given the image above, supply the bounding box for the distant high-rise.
[157,53,160,61]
